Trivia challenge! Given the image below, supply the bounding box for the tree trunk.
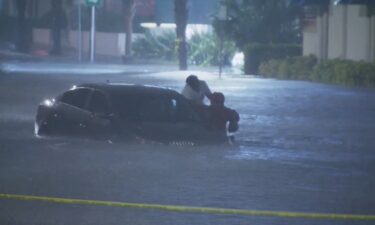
[174,0,188,70]
[123,0,135,61]
[16,0,29,53]
[50,0,64,55]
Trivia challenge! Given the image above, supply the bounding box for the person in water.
[207,92,240,142]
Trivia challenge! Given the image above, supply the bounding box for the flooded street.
[1,64,375,225]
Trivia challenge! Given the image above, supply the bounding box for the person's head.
[211,92,225,106]
[186,75,200,92]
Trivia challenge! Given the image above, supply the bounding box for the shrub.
[244,43,302,74]
[331,60,375,86]
[310,59,334,83]
[188,32,236,66]
[132,30,177,60]
[259,59,280,78]
[132,31,237,66]
[260,55,317,80]
[259,55,375,87]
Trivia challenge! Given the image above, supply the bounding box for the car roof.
[77,83,179,97]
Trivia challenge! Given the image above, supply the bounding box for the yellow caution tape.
[1,193,375,221]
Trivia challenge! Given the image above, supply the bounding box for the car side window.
[88,91,109,114]
[139,97,177,122]
[61,88,91,109]
[138,96,199,123]
[175,96,200,122]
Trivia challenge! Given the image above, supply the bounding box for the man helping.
[181,75,212,105]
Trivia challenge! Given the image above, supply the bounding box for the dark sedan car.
[35,83,228,145]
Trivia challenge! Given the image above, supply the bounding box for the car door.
[172,95,216,142]
[85,90,113,139]
[136,94,212,143]
[54,88,92,136]
[134,96,174,142]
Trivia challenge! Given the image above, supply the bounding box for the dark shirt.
[207,105,239,133]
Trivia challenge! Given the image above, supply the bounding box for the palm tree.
[15,0,29,53]
[122,0,136,61]
[174,0,188,70]
[50,0,66,55]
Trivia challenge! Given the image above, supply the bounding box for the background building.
[300,0,375,62]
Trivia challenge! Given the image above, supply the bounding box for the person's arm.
[201,81,213,101]
[181,84,189,98]
[228,109,239,132]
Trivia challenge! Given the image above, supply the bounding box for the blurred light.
[232,52,244,67]
[140,23,177,29]
[140,23,157,28]
[186,24,212,39]
[34,122,40,137]
[43,99,54,107]
[160,23,176,28]
[71,85,77,90]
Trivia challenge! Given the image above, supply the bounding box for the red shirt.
[208,105,239,132]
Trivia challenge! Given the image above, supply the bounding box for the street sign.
[85,0,101,6]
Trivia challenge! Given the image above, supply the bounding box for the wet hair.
[186,75,200,92]
[211,92,225,106]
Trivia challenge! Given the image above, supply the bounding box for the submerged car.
[35,83,230,145]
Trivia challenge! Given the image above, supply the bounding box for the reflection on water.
[228,144,362,162]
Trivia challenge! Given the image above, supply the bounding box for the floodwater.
[0,63,375,225]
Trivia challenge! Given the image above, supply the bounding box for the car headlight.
[43,99,54,107]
